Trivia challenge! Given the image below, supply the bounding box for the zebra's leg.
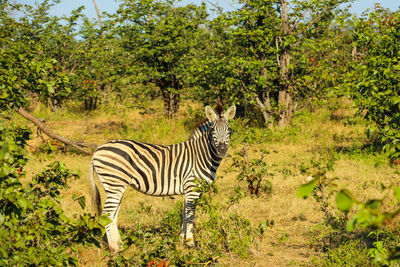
[182,191,200,247]
[103,192,126,252]
[180,201,186,238]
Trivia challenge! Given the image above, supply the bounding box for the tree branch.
[15,108,96,155]
[91,0,103,36]
[292,6,334,37]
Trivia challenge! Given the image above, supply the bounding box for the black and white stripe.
[189,120,213,139]
[88,105,236,251]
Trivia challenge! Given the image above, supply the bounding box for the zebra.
[88,104,236,251]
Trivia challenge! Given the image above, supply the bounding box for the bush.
[347,9,400,160]
[194,178,260,259]
[229,147,273,197]
[0,122,108,266]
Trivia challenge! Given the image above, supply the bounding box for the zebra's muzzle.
[217,143,228,157]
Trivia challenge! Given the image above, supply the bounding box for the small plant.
[138,201,152,214]
[259,219,275,235]
[33,140,66,161]
[225,185,245,210]
[367,230,389,265]
[297,154,345,229]
[230,147,272,196]
[297,154,349,250]
[194,177,260,259]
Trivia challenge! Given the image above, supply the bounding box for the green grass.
[311,239,372,267]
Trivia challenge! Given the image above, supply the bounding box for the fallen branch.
[15,107,96,155]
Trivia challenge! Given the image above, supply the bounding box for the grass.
[16,98,400,266]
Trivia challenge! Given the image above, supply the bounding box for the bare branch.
[15,108,96,155]
[91,0,103,36]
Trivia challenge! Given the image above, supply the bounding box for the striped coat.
[89,105,236,251]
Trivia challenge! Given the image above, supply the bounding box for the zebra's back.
[92,139,191,196]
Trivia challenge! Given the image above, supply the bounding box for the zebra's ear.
[224,105,236,120]
[205,106,218,121]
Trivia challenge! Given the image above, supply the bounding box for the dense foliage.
[116,0,208,117]
[347,7,400,159]
[1,0,400,265]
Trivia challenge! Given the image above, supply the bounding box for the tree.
[291,0,354,107]
[204,0,280,125]
[70,15,126,110]
[0,1,72,110]
[116,0,208,117]
[196,0,352,127]
[346,6,400,159]
[276,0,353,126]
[0,1,95,153]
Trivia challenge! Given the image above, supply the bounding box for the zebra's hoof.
[108,242,123,253]
[184,238,195,248]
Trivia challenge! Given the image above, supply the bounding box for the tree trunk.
[161,90,180,118]
[91,0,103,37]
[159,76,181,118]
[255,94,272,127]
[278,0,292,128]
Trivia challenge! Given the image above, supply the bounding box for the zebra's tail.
[89,161,102,216]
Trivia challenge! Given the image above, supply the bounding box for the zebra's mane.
[214,101,223,115]
[189,119,212,139]
[188,102,224,140]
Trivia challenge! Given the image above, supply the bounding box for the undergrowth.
[299,151,400,266]
[106,178,262,266]
[0,121,109,266]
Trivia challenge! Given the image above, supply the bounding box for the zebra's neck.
[187,130,223,182]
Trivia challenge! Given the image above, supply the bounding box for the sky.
[17,0,400,20]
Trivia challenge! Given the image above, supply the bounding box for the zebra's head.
[205,105,236,157]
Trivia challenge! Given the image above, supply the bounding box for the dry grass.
[19,101,400,266]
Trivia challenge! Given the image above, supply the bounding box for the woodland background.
[1,0,400,265]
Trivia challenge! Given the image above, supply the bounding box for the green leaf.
[17,196,32,210]
[297,178,318,199]
[98,215,112,227]
[0,89,8,99]
[394,187,400,203]
[72,194,86,209]
[336,190,354,212]
[365,199,380,210]
[346,216,357,232]
[46,83,54,94]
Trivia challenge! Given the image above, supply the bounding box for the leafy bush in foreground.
[298,153,400,265]
[0,122,108,266]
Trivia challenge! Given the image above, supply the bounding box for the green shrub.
[195,212,257,259]
[0,122,108,266]
[347,9,400,160]
[194,178,260,259]
[229,147,273,197]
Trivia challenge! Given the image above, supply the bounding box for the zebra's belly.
[129,179,184,196]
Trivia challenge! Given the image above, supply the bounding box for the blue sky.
[18,0,399,20]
